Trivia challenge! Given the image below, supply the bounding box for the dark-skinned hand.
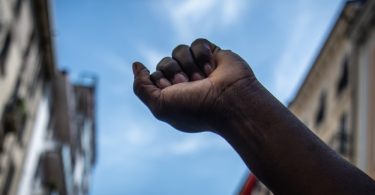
[133,38,375,195]
[133,39,257,133]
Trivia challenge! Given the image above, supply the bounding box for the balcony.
[2,97,27,141]
[42,152,64,193]
[40,145,74,195]
[332,131,353,158]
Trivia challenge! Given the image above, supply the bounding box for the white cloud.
[123,125,156,146]
[99,116,229,167]
[171,137,202,155]
[170,133,227,155]
[274,9,312,102]
[161,0,248,41]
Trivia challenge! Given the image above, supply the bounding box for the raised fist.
[133,39,258,133]
[133,38,375,195]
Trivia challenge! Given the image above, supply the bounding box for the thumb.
[133,62,160,109]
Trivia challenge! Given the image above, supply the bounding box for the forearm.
[214,79,375,194]
[133,38,375,194]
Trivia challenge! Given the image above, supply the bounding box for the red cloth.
[239,173,258,195]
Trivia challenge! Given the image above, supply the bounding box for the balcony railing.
[41,145,74,195]
[333,131,352,157]
[2,97,27,141]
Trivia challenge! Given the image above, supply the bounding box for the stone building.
[0,0,97,194]
[0,0,56,194]
[288,0,375,178]
[24,71,97,195]
[238,0,375,194]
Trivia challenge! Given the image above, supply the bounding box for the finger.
[172,45,205,81]
[156,57,188,84]
[150,70,172,89]
[133,62,161,108]
[190,38,220,76]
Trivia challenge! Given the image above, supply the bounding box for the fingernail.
[158,78,172,89]
[192,72,203,81]
[173,73,188,84]
[204,63,213,75]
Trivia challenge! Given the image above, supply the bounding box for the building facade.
[0,0,97,194]
[24,71,97,195]
[288,0,375,179]
[238,0,375,194]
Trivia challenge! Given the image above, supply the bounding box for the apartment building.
[0,0,97,194]
[238,0,375,194]
[288,0,375,178]
[24,71,97,195]
[0,0,56,194]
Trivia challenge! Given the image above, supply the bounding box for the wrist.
[207,77,266,135]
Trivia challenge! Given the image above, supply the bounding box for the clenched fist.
[132,38,375,195]
[133,39,258,133]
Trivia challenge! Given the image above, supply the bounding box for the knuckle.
[136,84,154,105]
[150,70,161,77]
[193,50,211,64]
[157,57,173,70]
[150,72,159,83]
[191,38,208,47]
[135,84,146,97]
[172,44,189,56]
[160,56,172,62]
[133,78,142,94]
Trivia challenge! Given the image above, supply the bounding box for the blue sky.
[53,0,344,194]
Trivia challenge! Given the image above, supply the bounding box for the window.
[337,59,348,95]
[0,32,11,76]
[339,113,348,155]
[315,93,326,127]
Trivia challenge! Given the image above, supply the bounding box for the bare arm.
[132,39,375,194]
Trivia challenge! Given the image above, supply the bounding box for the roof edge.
[288,1,357,108]
[32,0,57,79]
